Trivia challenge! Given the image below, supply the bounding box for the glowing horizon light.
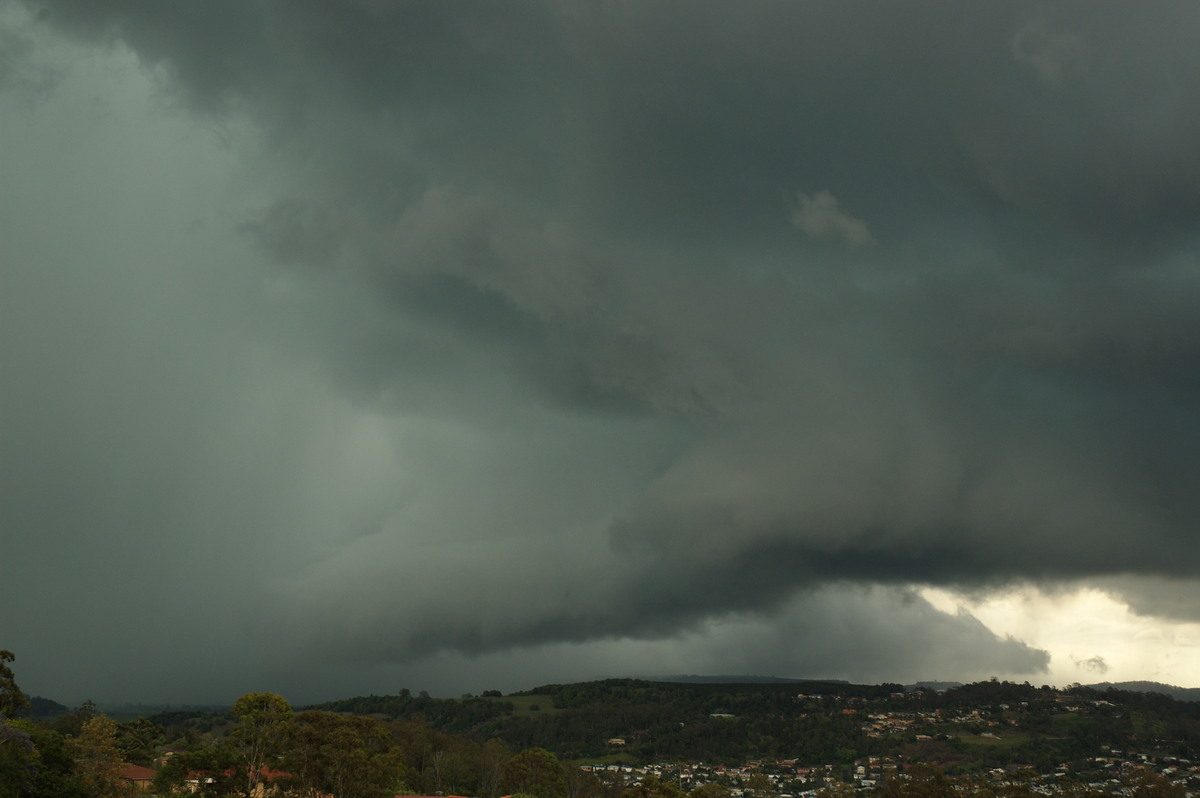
[918,584,1200,689]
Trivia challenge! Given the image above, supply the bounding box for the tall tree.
[116,717,165,767]
[26,724,87,798]
[53,700,97,738]
[0,651,28,718]
[476,737,511,798]
[0,718,39,798]
[230,692,293,797]
[68,715,127,798]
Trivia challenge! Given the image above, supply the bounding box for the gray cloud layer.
[3,0,1199,703]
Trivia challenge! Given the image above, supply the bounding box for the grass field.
[957,732,1027,749]
[500,694,562,716]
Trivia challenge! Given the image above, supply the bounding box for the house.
[120,763,157,792]
[183,766,291,796]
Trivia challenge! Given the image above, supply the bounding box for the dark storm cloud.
[6,0,1200,700]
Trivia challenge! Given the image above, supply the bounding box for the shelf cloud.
[3,0,1200,704]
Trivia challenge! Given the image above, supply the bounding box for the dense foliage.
[308,689,515,733]
[6,645,1200,798]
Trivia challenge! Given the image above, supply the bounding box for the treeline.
[151,677,1200,769]
[306,688,514,734]
[499,680,901,763]
[312,679,905,763]
[523,679,904,709]
[2,650,147,797]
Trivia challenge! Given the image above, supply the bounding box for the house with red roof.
[120,763,157,791]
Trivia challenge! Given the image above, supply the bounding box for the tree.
[116,717,165,766]
[0,651,28,718]
[230,692,293,797]
[689,784,731,798]
[52,700,97,738]
[68,715,127,798]
[477,737,511,798]
[566,765,607,798]
[154,742,241,797]
[743,773,775,798]
[286,710,406,798]
[0,718,39,798]
[626,775,683,798]
[426,736,478,796]
[500,747,568,798]
[0,651,40,798]
[26,724,87,798]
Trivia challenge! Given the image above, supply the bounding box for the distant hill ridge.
[906,681,964,692]
[1087,680,1200,702]
[651,675,850,685]
[651,677,1199,700]
[652,675,970,691]
[32,677,1198,719]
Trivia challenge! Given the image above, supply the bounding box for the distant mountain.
[1088,681,1200,702]
[655,675,970,690]
[651,675,850,685]
[28,696,69,718]
[906,681,964,692]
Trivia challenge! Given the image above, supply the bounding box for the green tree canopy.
[0,718,40,798]
[68,715,126,798]
[154,742,241,797]
[286,710,406,798]
[689,784,731,798]
[230,691,293,797]
[626,775,684,798]
[0,651,29,718]
[501,747,568,798]
[743,773,775,798]
[116,717,165,767]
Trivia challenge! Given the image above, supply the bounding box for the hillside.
[294,677,1200,770]
[1087,680,1200,703]
[16,676,1200,797]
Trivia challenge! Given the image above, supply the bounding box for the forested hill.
[297,677,1200,767]
[15,674,1200,789]
[1087,681,1200,702]
[646,675,850,685]
[305,689,514,734]
[305,678,907,763]
[513,677,902,707]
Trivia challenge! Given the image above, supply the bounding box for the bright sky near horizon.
[4,1,1200,705]
[920,586,1200,689]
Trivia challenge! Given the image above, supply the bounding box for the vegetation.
[7,647,1200,798]
[0,652,29,721]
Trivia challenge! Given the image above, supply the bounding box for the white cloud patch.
[791,190,876,249]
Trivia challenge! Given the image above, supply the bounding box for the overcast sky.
[4,0,1200,707]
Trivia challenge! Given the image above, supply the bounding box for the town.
[571,685,1200,797]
